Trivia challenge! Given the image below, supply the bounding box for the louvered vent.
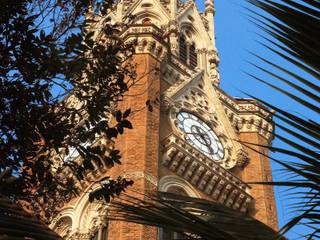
[179,35,187,64]
[189,43,197,68]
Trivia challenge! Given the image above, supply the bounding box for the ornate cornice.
[69,232,91,240]
[121,25,168,60]
[162,133,253,212]
[216,88,274,142]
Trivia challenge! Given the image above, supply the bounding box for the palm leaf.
[246,0,320,237]
[108,192,278,240]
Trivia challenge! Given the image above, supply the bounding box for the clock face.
[177,112,224,161]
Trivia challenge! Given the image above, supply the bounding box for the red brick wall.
[106,53,160,240]
[239,132,278,230]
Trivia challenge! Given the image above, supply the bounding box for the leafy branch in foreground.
[246,0,320,237]
[0,0,136,220]
[106,191,277,240]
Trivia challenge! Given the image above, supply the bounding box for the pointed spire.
[205,0,215,46]
[205,0,214,14]
[170,0,177,19]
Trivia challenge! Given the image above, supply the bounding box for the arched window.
[179,35,187,64]
[189,43,197,68]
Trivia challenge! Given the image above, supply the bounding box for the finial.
[205,0,215,15]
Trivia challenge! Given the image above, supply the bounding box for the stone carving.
[217,89,274,142]
[162,133,253,212]
[207,49,220,85]
[121,25,167,60]
[161,95,175,113]
[53,217,72,239]
[69,232,91,240]
[236,149,250,169]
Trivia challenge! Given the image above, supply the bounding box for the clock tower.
[52,0,278,239]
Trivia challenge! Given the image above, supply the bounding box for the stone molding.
[121,25,168,60]
[216,89,274,142]
[158,175,201,198]
[177,0,193,16]
[162,133,253,212]
[162,69,202,100]
[69,232,91,240]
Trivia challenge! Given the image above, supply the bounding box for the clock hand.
[195,127,217,157]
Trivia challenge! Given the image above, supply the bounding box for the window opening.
[189,43,197,68]
[179,35,187,64]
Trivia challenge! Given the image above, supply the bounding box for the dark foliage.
[88,176,134,203]
[0,0,136,220]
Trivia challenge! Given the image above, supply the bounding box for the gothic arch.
[134,11,165,25]
[158,176,199,240]
[73,184,108,232]
[180,22,205,49]
[159,175,201,198]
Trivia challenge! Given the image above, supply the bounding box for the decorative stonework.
[53,216,72,239]
[163,69,202,100]
[51,0,278,236]
[160,61,193,87]
[216,89,274,142]
[208,49,220,86]
[162,133,253,212]
[51,189,109,239]
[69,232,91,240]
[205,0,215,15]
[236,149,250,169]
[177,0,194,16]
[121,25,167,60]
[158,175,201,198]
[200,15,209,31]
[171,92,218,126]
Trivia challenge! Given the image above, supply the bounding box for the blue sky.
[194,0,318,238]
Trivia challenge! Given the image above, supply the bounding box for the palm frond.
[246,0,320,237]
[108,192,278,240]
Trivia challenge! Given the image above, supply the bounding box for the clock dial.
[177,112,224,161]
